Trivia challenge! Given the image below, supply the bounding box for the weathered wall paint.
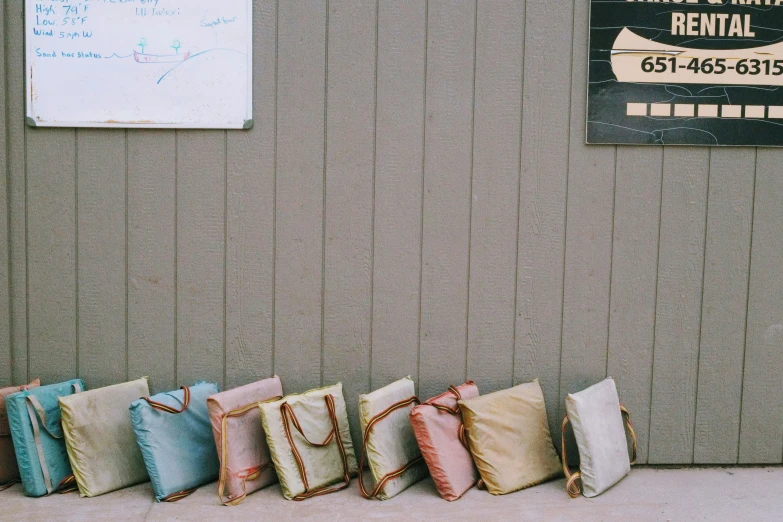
[2,0,780,464]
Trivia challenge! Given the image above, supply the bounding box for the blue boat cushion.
[6,379,86,497]
[130,382,220,502]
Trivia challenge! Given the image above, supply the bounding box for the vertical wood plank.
[466,0,523,394]
[607,147,663,464]
[128,130,176,393]
[694,148,755,464]
[322,0,375,444]
[26,128,77,383]
[0,0,10,386]
[648,147,709,464]
[371,1,426,392]
[559,0,616,435]
[225,0,276,389]
[176,131,226,388]
[6,0,28,384]
[515,0,573,439]
[77,131,127,388]
[739,149,783,464]
[418,0,476,402]
[275,0,326,394]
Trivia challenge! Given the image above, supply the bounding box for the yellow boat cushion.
[565,378,632,497]
[59,378,150,497]
[459,379,561,495]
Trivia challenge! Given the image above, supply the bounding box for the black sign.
[588,0,783,146]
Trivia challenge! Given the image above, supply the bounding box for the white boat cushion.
[59,378,150,497]
[565,378,631,497]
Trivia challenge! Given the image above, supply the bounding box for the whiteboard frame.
[24,0,254,130]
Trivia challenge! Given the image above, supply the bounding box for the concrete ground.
[2,467,781,521]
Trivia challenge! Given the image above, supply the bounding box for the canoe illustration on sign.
[610,28,783,87]
[133,50,191,64]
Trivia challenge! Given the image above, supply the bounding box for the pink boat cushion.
[409,381,479,501]
[1,378,41,487]
[207,376,284,505]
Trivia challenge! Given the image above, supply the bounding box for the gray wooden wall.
[2,0,781,465]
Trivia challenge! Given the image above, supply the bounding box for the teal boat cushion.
[130,382,220,501]
[6,379,86,497]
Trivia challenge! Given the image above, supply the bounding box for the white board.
[25,0,253,129]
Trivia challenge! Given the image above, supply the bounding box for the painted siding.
[0,0,10,387]
[2,0,780,463]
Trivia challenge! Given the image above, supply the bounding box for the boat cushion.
[207,376,284,505]
[565,378,632,497]
[259,383,358,500]
[59,378,150,497]
[0,379,40,489]
[6,379,85,497]
[130,382,220,501]
[358,377,428,500]
[409,381,480,501]
[458,379,561,495]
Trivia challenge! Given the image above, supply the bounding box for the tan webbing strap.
[458,423,469,450]
[25,395,78,495]
[620,405,638,465]
[560,415,582,498]
[217,395,283,506]
[26,398,55,495]
[56,475,78,494]
[141,386,191,414]
[0,479,19,492]
[561,404,639,498]
[160,488,198,502]
[281,394,352,501]
[26,395,61,439]
[358,396,423,499]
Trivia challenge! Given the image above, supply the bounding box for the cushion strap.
[561,404,638,499]
[281,394,352,501]
[0,479,19,492]
[560,414,583,498]
[141,386,190,414]
[26,395,62,439]
[161,488,198,502]
[216,395,283,506]
[56,475,79,494]
[26,398,55,495]
[358,396,423,499]
[620,405,638,465]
